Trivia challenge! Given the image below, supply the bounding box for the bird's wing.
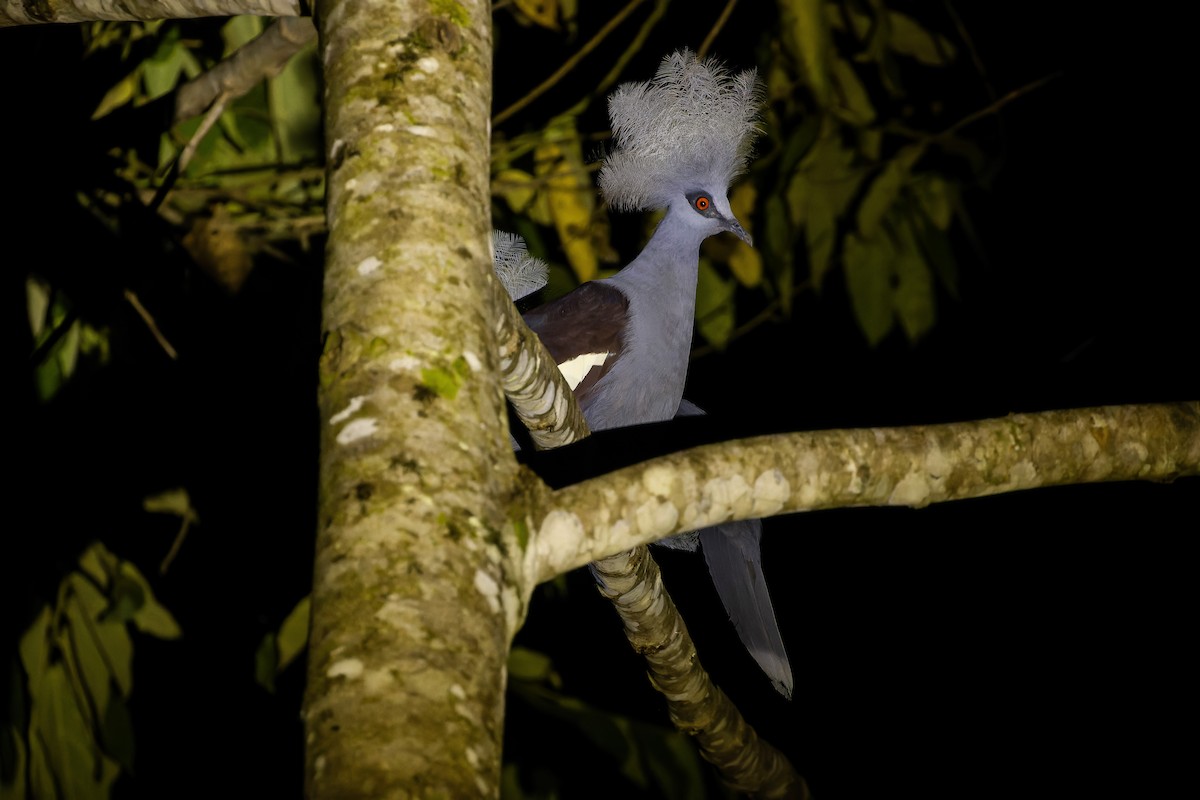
[523,281,630,412]
[698,520,794,699]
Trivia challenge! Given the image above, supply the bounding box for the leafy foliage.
[504,646,716,800]
[490,0,995,349]
[763,0,980,345]
[11,3,1025,797]
[2,544,179,800]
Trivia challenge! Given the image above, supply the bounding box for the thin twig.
[493,0,646,126]
[937,73,1062,139]
[28,307,81,366]
[180,92,230,172]
[160,518,191,574]
[698,0,738,58]
[149,92,229,213]
[942,0,995,102]
[123,289,179,360]
[584,0,671,106]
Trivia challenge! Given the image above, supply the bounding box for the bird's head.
[599,49,763,238]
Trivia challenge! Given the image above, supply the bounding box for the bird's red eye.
[695,196,710,211]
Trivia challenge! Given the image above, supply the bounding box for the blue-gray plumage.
[497,49,793,698]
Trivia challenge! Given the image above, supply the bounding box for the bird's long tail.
[698,520,793,699]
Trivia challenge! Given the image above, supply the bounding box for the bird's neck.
[607,208,706,312]
[601,209,707,414]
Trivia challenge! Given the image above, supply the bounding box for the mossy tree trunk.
[304,2,526,797]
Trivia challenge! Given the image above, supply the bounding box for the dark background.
[3,2,1195,798]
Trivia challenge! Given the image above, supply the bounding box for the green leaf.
[785,167,810,228]
[912,207,959,298]
[495,169,550,223]
[120,562,182,640]
[830,57,875,126]
[25,277,50,339]
[805,187,838,290]
[843,232,895,345]
[764,191,792,264]
[2,659,29,793]
[78,543,117,589]
[782,0,831,105]
[104,572,146,625]
[777,114,821,182]
[912,174,954,230]
[27,734,54,800]
[507,647,556,684]
[1,720,28,800]
[276,596,311,673]
[633,722,705,800]
[91,617,133,701]
[91,69,140,120]
[34,665,119,800]
[536,118,599,282]
[64,580,113,720]
[141,39,189,101]
[18,607,52,699]
[510,682,705,800]
[727,241,763,289]
[269,39,321,163]
[221,15,264,55]
[887,11,956,66]
[143,487,199,522]
[892,220,936,341]
[786,125,863,229]
[764,192,796,312]
[99,696,135,771]
[858,127,883,161]
[255,633,278,693]
[857,144,924,238]
[857,161,904,239]
[514,0,559,29]
[725,182,762,287]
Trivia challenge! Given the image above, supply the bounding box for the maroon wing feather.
[522,281,630,412]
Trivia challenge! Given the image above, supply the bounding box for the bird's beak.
[725,216,753,246]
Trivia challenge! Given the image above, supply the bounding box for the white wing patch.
[557,352,611,391]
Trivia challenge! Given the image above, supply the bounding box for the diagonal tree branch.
[531,402,1200,581]
[175,15,316,122]
[592,546,809,799]
[489,271,589,449]
[497,240,808,794]
[0,0,301,27]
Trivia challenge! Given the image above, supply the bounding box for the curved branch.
[532,402,1200,581]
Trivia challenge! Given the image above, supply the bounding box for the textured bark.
[489,272,589,449]
[0,0,298,26]
[532,402,1200,581]
[592,547,809,799]
[305,2,520,798]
